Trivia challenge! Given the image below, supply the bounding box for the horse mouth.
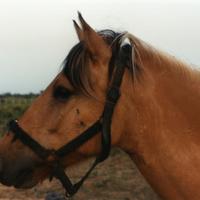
[14,165,52,189]
[13,168,37,189]
[0,168,37,189]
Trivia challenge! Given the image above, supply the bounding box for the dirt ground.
[0,149,161,200]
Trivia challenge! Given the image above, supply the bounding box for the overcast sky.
[0,0,200,93]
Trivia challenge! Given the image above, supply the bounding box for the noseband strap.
[9,119,102,196]
[8,43,127,197]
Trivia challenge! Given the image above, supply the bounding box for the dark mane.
[62,29,134,94]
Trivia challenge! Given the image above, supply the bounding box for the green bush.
[0,94,37,136]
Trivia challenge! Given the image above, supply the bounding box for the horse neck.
[118,49,200,200]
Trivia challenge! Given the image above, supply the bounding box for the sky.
[0,0,200,94]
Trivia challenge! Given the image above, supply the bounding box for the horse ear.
[77,12,111,62]
[73,20,84,41]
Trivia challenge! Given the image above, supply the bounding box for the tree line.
[0,92,39,98]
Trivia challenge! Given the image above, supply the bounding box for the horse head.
[0,13,136,194]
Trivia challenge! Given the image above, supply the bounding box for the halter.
[8,41,128,198]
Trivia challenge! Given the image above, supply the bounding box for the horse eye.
[53,86,72,101]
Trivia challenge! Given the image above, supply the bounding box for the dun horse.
[0,13,200,200]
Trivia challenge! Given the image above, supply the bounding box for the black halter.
[8,42,128,198]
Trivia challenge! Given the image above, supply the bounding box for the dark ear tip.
[73,20,78,26]
[77,11,83,20]
[78,11,87,25]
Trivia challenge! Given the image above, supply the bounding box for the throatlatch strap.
[98,48,126,162]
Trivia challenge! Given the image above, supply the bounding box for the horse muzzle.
[0,151,42,189]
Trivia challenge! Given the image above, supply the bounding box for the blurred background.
[0,0,199,199]
[0,0,200,94]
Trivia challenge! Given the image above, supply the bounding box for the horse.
[0,13,200,200]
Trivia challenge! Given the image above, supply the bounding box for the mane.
[63,30,198,94]
[62,30,137,94]
[126,33,197,80]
